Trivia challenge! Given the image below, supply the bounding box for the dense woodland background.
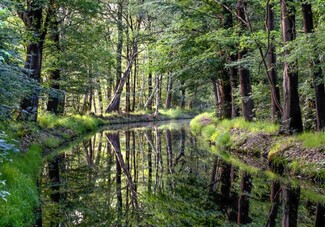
[1,0,325,134]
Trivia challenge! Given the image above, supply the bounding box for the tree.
[236,0,255,121]
[280,0,303,133]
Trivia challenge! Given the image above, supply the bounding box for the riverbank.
[0,109,195,226]
[190,113,325,182]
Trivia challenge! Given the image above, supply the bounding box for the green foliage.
[0,144,42,226]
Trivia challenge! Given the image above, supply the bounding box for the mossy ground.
[190,112,325,181]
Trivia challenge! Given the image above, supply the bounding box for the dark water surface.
[40,120,325,226]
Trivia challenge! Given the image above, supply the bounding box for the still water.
[40,121,325,226]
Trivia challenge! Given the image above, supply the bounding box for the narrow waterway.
[40,120,325,226]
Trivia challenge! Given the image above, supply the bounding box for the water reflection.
[40,121,325,226]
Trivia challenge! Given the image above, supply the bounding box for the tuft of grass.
[297,131,325,148]
[159,108,193,119]
[0,144,42,226]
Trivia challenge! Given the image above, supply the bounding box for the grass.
[38,113,105,134]
[297,131,325,148]
[190,113,279,147]
[0,144,42,226]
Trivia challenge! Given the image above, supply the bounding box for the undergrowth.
[0,144,42,226]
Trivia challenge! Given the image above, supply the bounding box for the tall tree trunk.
[47,7,64,114]
[147,72,153,111]
[97,81,103,114]
[114,0,123,112]
[267,3,281,122]
[280,0,303,133]
[221,74,232,119]
[165,73,173,108]
[301,2,325,131]
[153,75,161,117]
[18,2,46,121]
[222,4,234,119]
[236,0,255,121]
[180,81,186,109]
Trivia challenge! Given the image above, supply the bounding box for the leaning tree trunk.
[301,2,325,131]
[280,0,303,133]
[236,0,255,121]
[106,59,134,113]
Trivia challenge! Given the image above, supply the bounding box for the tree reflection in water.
[40,121,325,226]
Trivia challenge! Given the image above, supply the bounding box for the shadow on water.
[40,120,325,226]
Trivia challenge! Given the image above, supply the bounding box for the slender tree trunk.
[180,81,186,109]
[280,0,303,133]
[236,0,255,121]
[315,203,325,227]
[147,72,153,111]
[301,3,325,131]
[97,81,103,114]
[165,73,173,108]
[153,75,162,117]
[267,3,281,122]
[114,0,123,111]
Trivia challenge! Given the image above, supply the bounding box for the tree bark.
[236,0,255,121]
[301,2,325,131]
[165,73,173,108]
[282,185,300,227]
[267,3,281,122]
[114,0,124,111]
[18,1,46,121]
[280,0,303,134]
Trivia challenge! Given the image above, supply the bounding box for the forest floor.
[190,112,325,182]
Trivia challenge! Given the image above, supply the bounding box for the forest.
[0,0,325,226]
[0,0,325,131]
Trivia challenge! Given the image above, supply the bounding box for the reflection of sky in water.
[40,121,325,226]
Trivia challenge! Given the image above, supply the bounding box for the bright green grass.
[159,108,193,119]
[189,112,215,134]
[0,144,42,226]
[38,113,104,134]
[297,131,325,148]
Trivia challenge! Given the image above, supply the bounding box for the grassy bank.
[190,112,325,181]
[0,114,105,226]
